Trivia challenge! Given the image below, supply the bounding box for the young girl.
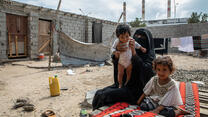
[137,56,191,117]
[112,24,146,88]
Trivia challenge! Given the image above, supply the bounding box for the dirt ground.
[0,54,208,117]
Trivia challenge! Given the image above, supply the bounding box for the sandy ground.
[0,54,208,117]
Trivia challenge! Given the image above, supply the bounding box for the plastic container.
[80,109,87,117]
[49,75,60,96]
[39,53,44,60]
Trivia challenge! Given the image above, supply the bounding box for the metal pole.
[49,0,62,71]
[167,0,171,18]
[142,0,145,20]
[57,0,62,11]
[123,2,126,24]
[174,0,176,18]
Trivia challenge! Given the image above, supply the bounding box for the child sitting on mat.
[137,56,192,117]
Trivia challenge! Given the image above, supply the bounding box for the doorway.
[38,19,52,55]
[6,14,28,58]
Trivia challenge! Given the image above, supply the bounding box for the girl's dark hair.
[152,56,176,74]
[116,24,131,38]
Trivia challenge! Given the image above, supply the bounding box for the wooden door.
[6,14,28,58]
[38,20,51,54]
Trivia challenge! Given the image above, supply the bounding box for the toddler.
[112,24,146,88]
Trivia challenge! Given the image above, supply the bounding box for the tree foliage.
[129,18,146,27]
[201,13,208,23]
[188,12,208,23]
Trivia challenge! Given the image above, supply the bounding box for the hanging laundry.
[178,36,194,52]
[171,38,180,47]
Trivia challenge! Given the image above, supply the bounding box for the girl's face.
[155,64,171,80]
[119,32,130,43]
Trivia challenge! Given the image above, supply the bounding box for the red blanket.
[93,82,200,117]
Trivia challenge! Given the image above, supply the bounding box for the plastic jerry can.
[49,75,60,96]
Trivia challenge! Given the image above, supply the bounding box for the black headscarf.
[133,28,155,63]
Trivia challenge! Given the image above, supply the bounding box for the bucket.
[39,53,44,60]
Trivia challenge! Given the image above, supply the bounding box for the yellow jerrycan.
[49,75,60,96]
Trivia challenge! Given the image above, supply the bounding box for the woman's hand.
[113,51,120,59]
[129,38,136,56]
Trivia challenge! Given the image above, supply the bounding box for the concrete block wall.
[132,23,208,38]
[87,21,93,43]
[0,12,7,60]
[102,23,117,46]
[28,12,39,59]
[59,15,85,42]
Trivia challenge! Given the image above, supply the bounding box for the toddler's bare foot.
[119,84,122,88]
[124,81,128,86]
[177,107,193,115]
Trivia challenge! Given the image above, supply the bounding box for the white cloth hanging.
[178,36,194,52]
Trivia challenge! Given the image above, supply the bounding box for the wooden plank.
[199,95,208,100]
[38,39,50,53]
[199,98,208,103]
[8,33,12,57]
[8,55,27,58]
[48,34,52,71]
[200,104,208,110]
[199,89,208,93]
[15,36,18,56]
[48,20,54,71]
[24,36,27,56]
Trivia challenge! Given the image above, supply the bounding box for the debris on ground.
[67,69,75,75]
[41,110,56,117]
[80,109,87,117]
[22,104,35,112]
[86,69,93,72]
[53,53,61,63]
[13,98,35,112]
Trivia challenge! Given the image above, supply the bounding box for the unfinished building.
[0,0,117,61]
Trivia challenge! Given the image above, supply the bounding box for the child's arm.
[140,47,147,53]
[134,41,141,49]
[137,78,154,105]
[137,93,145,105]
[151,105,164,114]
[134,41,146,53]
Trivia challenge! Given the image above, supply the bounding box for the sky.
[13,0,208,22]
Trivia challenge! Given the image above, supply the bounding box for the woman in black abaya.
[92,28,156,110]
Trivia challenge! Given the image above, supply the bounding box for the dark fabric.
[159,106,176,117]
[133,28,155,64]
[92,29,156,110]
[140,97,157,111]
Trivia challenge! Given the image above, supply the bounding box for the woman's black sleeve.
[111,54,119,86]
